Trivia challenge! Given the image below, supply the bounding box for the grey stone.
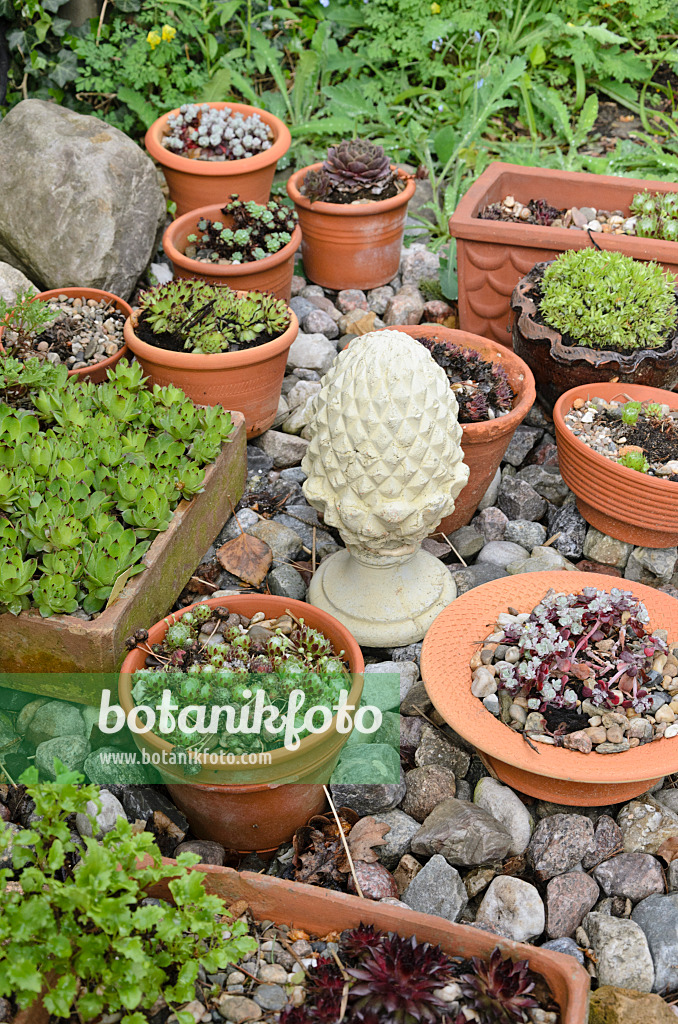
[502,426,543,467]
[253,430,309,468]
[253,986,287,1012]
[401,854,467,921]
[281,396,316,435]
[497,476,546,521]
[0,261,36,301]
[503,519,547,550]
[475,876,545,942]
[247,519,303,563]
[84,747,154,785]
[625,546,678,586]
[473,777,533,856]
[331,780,406,816]
[289,296,315,321]
[286,332,337,372]
[217,994,262,1022]
[475,506,508,541]
[285,380,321,411]
[247,445,274,475]
[336,288,368,313]
[528,814,596,879]
[617,798,678,854]
[0,712,15,752]
[547,501,587,560]
[477,540,529,568]
[411,797,512,866]
[365,661,418,706]
[541,937,585,964]
[367,285,395,316]
[594,853,665,902]
[383,288,424,326]
[274,505,339,560]
[107,785,187,830]
[515,465,569,505]
[400,680,432,717]
[0,101,164,299]
[546,872,599,938]
[26,701,85,746]
[390,641,423,664]
[401,765,457,822]
[452,563,508,595]
[585,911,654,992]
[372,809,421,869]
[507,552,578,575]
[174,840,226,865]
[399,244,439,285]
[280,466,307,485]
[655,789,678,815]
[35,735,90,779]
[478,467,502,510]
[75,790,126,839]
[266,564,306,600]
[218,509,260,544]
[583,528,633,570]
[301,309,339,339]
[445,524,485,559]
[414,725,470,776]
[582,815,623,870]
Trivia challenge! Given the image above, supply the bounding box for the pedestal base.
[307,548,457,647]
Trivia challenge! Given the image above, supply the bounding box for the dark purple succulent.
[460,950,539,1023]
[325,139,391,185]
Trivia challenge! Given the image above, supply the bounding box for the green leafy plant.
[0,358,234,617]
[137,280,290,354]
[185,195,298,264]
[631,189,678,242]
[0,761,256,1021]
[0,288,57,359]
[539,249,678,350]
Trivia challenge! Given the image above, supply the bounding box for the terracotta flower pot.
[123,304,298,439]
[449,161,678,346]
[511,264,678,410]
[0,286,132,383]
[421,570,678,805]
[554,382,678,547]
[379,325,536,535]
[16,860,589,1024]
[118,594,364,853]
[145,103,291,218]
[286,163,416,290]
[162,204,302,300]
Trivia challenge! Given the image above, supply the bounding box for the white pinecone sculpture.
[302,330,469,556]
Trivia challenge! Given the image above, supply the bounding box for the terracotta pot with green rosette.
[511,249,678,410]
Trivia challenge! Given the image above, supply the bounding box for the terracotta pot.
[119,594,364,852]
[0,287,132,383]
[286,164,416,290]
[123,304,298,439]
[421,570,678,805]
[449,161,678,346]
[511,264,678,410]
[145,103,291,218]
[0,415,246,684]
[16,861,589,1024]
[379,325,535,534]
[554,382,678,547]
[162,204,301,300]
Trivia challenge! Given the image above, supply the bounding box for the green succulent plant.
[618,450,650,473]
[137,280,291,355]
[621,401,642,425]
[301,138,398,203]
[539,249,678,351]
[185,195,298,264]
[630,190,678,242]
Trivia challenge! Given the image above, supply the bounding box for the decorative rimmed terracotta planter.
[0,286,132,384]
[421,570,678,805]
[511,263,678,410]
[145,103,291,218]
[554,382,678,547]
[379,324,535,534]
[286,163,416,290]
[0,415,246,689]
[118,594,364,853]
[449,162,678,345]
[16,861,589,1024]
[162,204,302,300]
[123,305,298,439]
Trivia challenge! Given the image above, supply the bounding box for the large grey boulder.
[0,101,165,300]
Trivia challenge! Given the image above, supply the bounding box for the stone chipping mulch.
[3,294,126,370]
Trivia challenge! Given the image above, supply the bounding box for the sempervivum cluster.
[418,338,515,422]
[185,195,298,264]
[162,103,273,161]
[300,138,398,203]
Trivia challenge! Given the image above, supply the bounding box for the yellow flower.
[147,30,161,49]
[430,2,441,12]
[161,24,176,42]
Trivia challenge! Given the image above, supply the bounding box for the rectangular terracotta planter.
[449,162,678,346]
[0,413,246,701]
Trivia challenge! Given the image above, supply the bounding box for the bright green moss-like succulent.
[539,249,677,351]
[630,190,678,242]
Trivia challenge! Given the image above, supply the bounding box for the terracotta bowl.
[146,102,291,217]
[553,382,678,547]
[420,570,678,805]
[0,286,132,383]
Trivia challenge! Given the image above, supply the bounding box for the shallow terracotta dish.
[162,204,302,301]
[286,163,416,290]
[0,286,132,383]
[379,325,535,534]
[420,570,678,805]
[554,382,678,547]
[145,102,291,217]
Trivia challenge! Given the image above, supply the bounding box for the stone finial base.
[307,548,457,647]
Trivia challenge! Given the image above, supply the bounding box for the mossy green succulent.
[539,249,677,351]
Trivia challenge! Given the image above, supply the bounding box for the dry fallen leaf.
[217,533,272,586]
[339,816,390,870]
[288,929,310,942]
[657,836,678,865]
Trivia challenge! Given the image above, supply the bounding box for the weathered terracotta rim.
[124,302,298,370]
[381,325,536,444]
[420,570,678,784]
[118,594,365,770]
[553,382,678,494]
[145,103,291,177]
[163,206,302,280]
[286,163,416,217]
[512,262,678,370]
[0,286,133,378]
